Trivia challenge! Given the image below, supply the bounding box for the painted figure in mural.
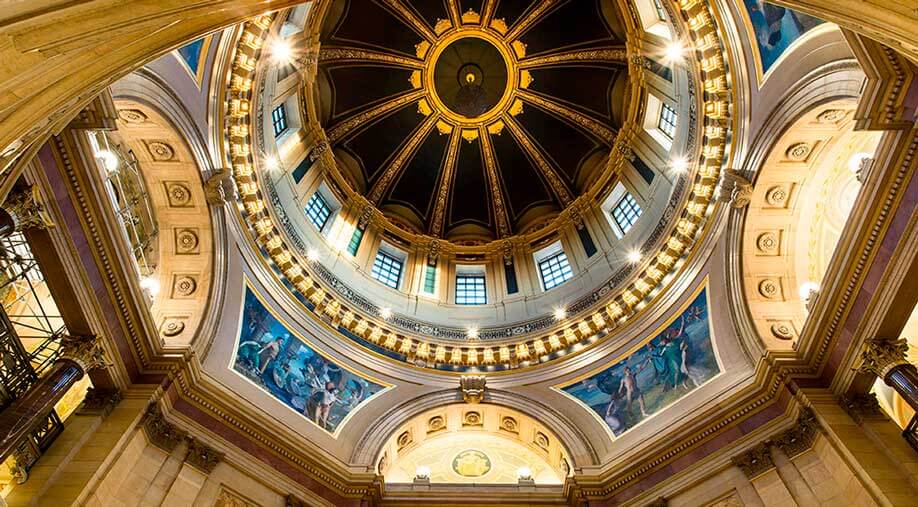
[234,288,384,433]
[563,289,719,437]
[618,366,649,417]
[257,335,285,374]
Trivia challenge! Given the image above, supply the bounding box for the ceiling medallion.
[424,28,517,127]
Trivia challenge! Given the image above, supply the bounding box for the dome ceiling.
[316,0,629,242]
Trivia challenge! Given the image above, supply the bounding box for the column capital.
[731,442,775,479]
[79,387,122,417]
[59,334,108,372]
[717,169,753,209]
[840,392,886,425]
[141,405,187,453]
[184,438,223,474]
[204,169,237,206]
[2,185,54,231]
[856,338,910,379]
[773,408,820,458]
[460,375,486,404]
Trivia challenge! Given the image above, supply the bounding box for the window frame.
[611,192,643,235]
[537,251,574,291]
[271,103,288,138]
[304,192,332,232]
[658,102,678,139]
[371,248,404,290]
[455,271,487,305]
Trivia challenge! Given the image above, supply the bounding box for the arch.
[350,389,600,469]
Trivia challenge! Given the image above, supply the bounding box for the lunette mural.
[233,286,384,434]
[741,0,824,74]
[561,287,719,437]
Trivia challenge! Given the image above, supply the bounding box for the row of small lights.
[226,1,731,369]
[412,465,533,482]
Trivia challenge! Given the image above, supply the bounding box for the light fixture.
[95,150,120,173]
[848,152,872,175]
[798,281,819,301]
[380,308,392,320]
[467,326,479,339]
[264,155,280,172]
[517,466,532,481]
[670,157,688,175]
[663,41,686,64]
[307,248,320,262]
[627,250,642,264]
[268,38,295,66]
[139,275,160,297]
[415,465,430,480]
[553,307,567,321]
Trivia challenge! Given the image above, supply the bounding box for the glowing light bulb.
[380,308,392,320]
[627,250,642,264]
[517,466,532,480]
[307,248,320,262]
[264,156,280,172]
[553,307,567,321]
[848,152,872,174]
[798,281,819,301]
[140,276,160,297]
[415,465,430,480]
[467,326,479,339]
[96,150,120,173]
[670,157,688,175]
[268,38,294,65]
[664,41,686,64]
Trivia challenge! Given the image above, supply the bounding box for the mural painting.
[233,287,384,433]
[741,1,824,73]
[562,288,719,437]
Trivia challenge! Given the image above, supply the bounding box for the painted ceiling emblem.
[452,450,491,477]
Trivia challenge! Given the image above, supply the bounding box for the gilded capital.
[2,185,54,231]
[856,338,910,379]
[185,438,224,474]
[717,169,752,209]
[731,442,774,479]
[59,334,108,372]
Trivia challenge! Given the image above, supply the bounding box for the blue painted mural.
[177,38,205,77]
[562,288,718,437]
[233,287,384,433]
[742,1,824,73]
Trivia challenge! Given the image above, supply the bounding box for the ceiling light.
[517,466,532,481]
[848,152,872,174]
[95,150,120,173]
[664,41,686,64]
[264,155,280,172]
[467,326,479,339]
[268,38,295,66]
[627,250,642,264]
[139,276,160,297]
[798,281,819,301]
[553,307,567,321]
[307,248,320,262]
[415,465,430,480]
[380,308,392,320]
[670,157,688,175]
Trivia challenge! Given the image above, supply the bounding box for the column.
[161,438,223,505]
[731,443,798,506]
[857,338,918,411]
[0,334,106,461]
